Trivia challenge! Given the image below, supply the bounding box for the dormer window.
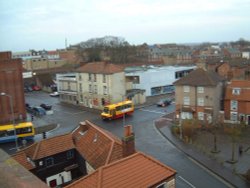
[232,88,240,95]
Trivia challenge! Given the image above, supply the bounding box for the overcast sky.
[0,0,250,52]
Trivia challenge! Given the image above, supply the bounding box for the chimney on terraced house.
[122,125,135,157]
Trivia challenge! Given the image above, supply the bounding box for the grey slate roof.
[173,68,223,86]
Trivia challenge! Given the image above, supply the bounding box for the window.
[79,74,82,81]
[67,150,74,159]
[198,112,204,120]
[89,85,92,93]
[103,75,106,83]
[94,74,97,82]
[88,73,92,81]
[103,86,108,95]
[230,100,238,111]
[232,88,240,95]
[80,94,83,102]
[94,85,97,94]
[183,97,190,105]
[197,98,204,106]
[230,112,238,121]
[16,127,32,134]
[67,82,71,90]
[197,86,204,93]
[79,83,82,92]
[45,157,54,167]
[184,86,190,93]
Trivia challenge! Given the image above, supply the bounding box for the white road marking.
[178,176,196,188]
[47,124,60,133]
[139,109,166,115]
[53,109,86,115]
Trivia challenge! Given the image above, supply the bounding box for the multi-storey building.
[174,68,224,124]
[224,80,250,125]
[0,52,27,124]
[57,73,78,104]
[125,65,195,96]
[76,62,126,109]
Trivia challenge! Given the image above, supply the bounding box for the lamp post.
[0,92,19,151]
[179,104,183,140]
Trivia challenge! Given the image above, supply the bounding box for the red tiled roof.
[12,134,75,169]
[66,152,176,188]
[72,121,124,169]
[174,68,223,86]
[225,80,250,101]
[76,61,124,74]
[47,51,58,55]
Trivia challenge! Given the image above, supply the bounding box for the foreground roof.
[174,68,223,86]
[66,152,176,188]
[12,134,75,170]
[13,120,124,171]
[76,62,124,74]
[0,150,48,188]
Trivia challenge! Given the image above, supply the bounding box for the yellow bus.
[0,122,35,143]
[101,100,134,120]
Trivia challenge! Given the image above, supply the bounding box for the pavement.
[29,94,250,188]
[155,114,250,188]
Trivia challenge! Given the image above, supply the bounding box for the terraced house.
[174,68,225,124]
[76,62,126,109]
[224,80,250,125]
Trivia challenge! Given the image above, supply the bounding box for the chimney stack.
[122,125,135,157]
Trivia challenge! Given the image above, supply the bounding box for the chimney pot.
[124,125,132,137]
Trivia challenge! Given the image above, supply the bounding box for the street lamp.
[0,92,19,151]
[179,104,183,140]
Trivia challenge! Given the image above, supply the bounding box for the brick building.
[0,51,27,124]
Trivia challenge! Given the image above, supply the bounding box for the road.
[1,91,232,188]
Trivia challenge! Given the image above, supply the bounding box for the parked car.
[31,106,46,116]
[32,85,41,91]
[25,103,33,113]
[156,98,172,107]
[26,104,46,116]
[50,91,59,97]
[24,86,33,92]
[40,103,52,111]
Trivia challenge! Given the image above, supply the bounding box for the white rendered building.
[125,65,196,96]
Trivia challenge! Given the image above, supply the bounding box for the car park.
[50,91,59,97]
[40,103,52,111]
[156,98,172,107]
